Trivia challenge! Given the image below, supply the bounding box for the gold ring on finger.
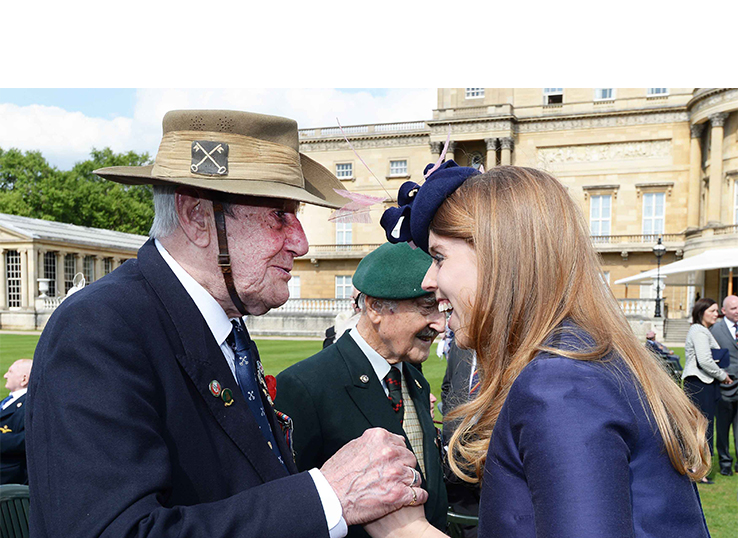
[409,486,417,506]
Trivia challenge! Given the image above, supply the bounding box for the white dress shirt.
[350,327,405,392]
[724,316,738,340]
[1,388,27,410]
[155,240,347,538]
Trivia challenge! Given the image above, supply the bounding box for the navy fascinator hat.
[379,160,480,253]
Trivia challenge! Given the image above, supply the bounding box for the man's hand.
[320,428,428,525]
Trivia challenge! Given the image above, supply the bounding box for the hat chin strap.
[212,201,250,317]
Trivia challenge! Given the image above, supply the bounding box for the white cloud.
[0,89,436,170]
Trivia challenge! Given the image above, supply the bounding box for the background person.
[366,162,713,538]
[709,295,738,476]
[645,330,682,381]
[440,339,479,538]
[1,359,32,484]
[683,297,733,483]
[276,242,447,538]
[26,110,425,538]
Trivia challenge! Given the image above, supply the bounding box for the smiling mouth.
[438,301,453,320]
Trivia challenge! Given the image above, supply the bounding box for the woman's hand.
[364,506,441,538]
[722,374,733,385]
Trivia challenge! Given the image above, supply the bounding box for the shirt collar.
[155,239,234,347]
[726,316,738,333]
[350,326,403,382]
[9,388,27,399]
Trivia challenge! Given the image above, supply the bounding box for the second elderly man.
[276,242,448,538]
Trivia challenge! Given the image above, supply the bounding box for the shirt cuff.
[308,468,348,538]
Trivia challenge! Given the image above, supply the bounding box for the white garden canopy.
[614,248,738,286]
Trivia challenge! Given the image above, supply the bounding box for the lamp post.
[653,237,666,318]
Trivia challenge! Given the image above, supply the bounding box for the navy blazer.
[478,324,710,538]
[27,240,327,538]
[275,332,447,537]
[0,393,29,484]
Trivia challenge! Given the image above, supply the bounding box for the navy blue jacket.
[26,240,327,538]
[0,393,28,484]
[478,324,710,538]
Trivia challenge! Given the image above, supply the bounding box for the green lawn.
[2,334,735,537]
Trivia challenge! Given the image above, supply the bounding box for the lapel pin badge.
[221,388,234,407]
[415,379,422,389]
[360,374,370,384]
[209,380,222,397]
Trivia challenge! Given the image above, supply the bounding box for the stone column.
[0,249,6,308]
[27,246,37,306]
[446,141,457,163]
[484,138,498,169]
[95,256,104,282]
[56,251,65,297]
[707,112,728,225]
[429,141,442,157]
[500,137,514,165]
[687,123,704,230]
[20,249,28,308]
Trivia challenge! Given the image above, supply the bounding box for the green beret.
[353,242,433,300]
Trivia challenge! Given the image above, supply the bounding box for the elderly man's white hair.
[149,186,179,239]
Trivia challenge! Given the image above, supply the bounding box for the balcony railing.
[618,298,662,317]
[299,121,428,139]
[714,224,738,236]
[303,244,383,256]
[590,233,684,245]
[273,298,353,314]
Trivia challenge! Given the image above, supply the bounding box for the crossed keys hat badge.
[191,140,229,176]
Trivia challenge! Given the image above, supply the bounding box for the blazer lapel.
[0,394,25,420]
[336,335,406,438]
[137,240,289,482]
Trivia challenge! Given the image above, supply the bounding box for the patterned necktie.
[469,368,480,396]
[0,395,11,410]
[734,323,738,343]
[384,368,404,424]
[227,319,284,467]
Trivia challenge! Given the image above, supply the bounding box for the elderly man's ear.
[175,189,212,248]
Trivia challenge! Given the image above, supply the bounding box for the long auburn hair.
[435,166,710,482]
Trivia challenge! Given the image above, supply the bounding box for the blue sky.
[0,89,436,170]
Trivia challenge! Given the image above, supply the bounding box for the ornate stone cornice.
[428,119,513,136]
[300,133,429,152]
[690,123,705,138]
[687,88,737,113]
[710,112,729,128]
[537,140,670,167]
[517,110,689,133]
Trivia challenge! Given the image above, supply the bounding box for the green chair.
[0,484,30,538]
[447,510,479,538]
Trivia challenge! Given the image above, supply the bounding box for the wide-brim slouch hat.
[353,242,433,300]
[379,160,480,253]
[94,110,346,209]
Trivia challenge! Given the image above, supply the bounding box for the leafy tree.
[0,147,155,235]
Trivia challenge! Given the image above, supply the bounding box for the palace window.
[335,275,353,299]
[336,163,353,180]
[642,192,665,236]
[83,255,95,284]
[44,252,57,297]
[5,250,21,308]
[288,275,301,299]
[465,88,484,99]
[647,88,668,96]
[543,88,563,105]
[594,88,614,101]
[64,254,76,294]
[590,194,611,236]
[336,222,352,250]
[389,160,408,177]
[103,258,113,275]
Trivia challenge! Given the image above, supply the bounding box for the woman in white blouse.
[683,297,733,483]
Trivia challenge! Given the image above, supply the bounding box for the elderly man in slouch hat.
[26,110,426,538]
[276,242,448,538]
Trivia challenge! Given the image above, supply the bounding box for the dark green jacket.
[275,331,448,537]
